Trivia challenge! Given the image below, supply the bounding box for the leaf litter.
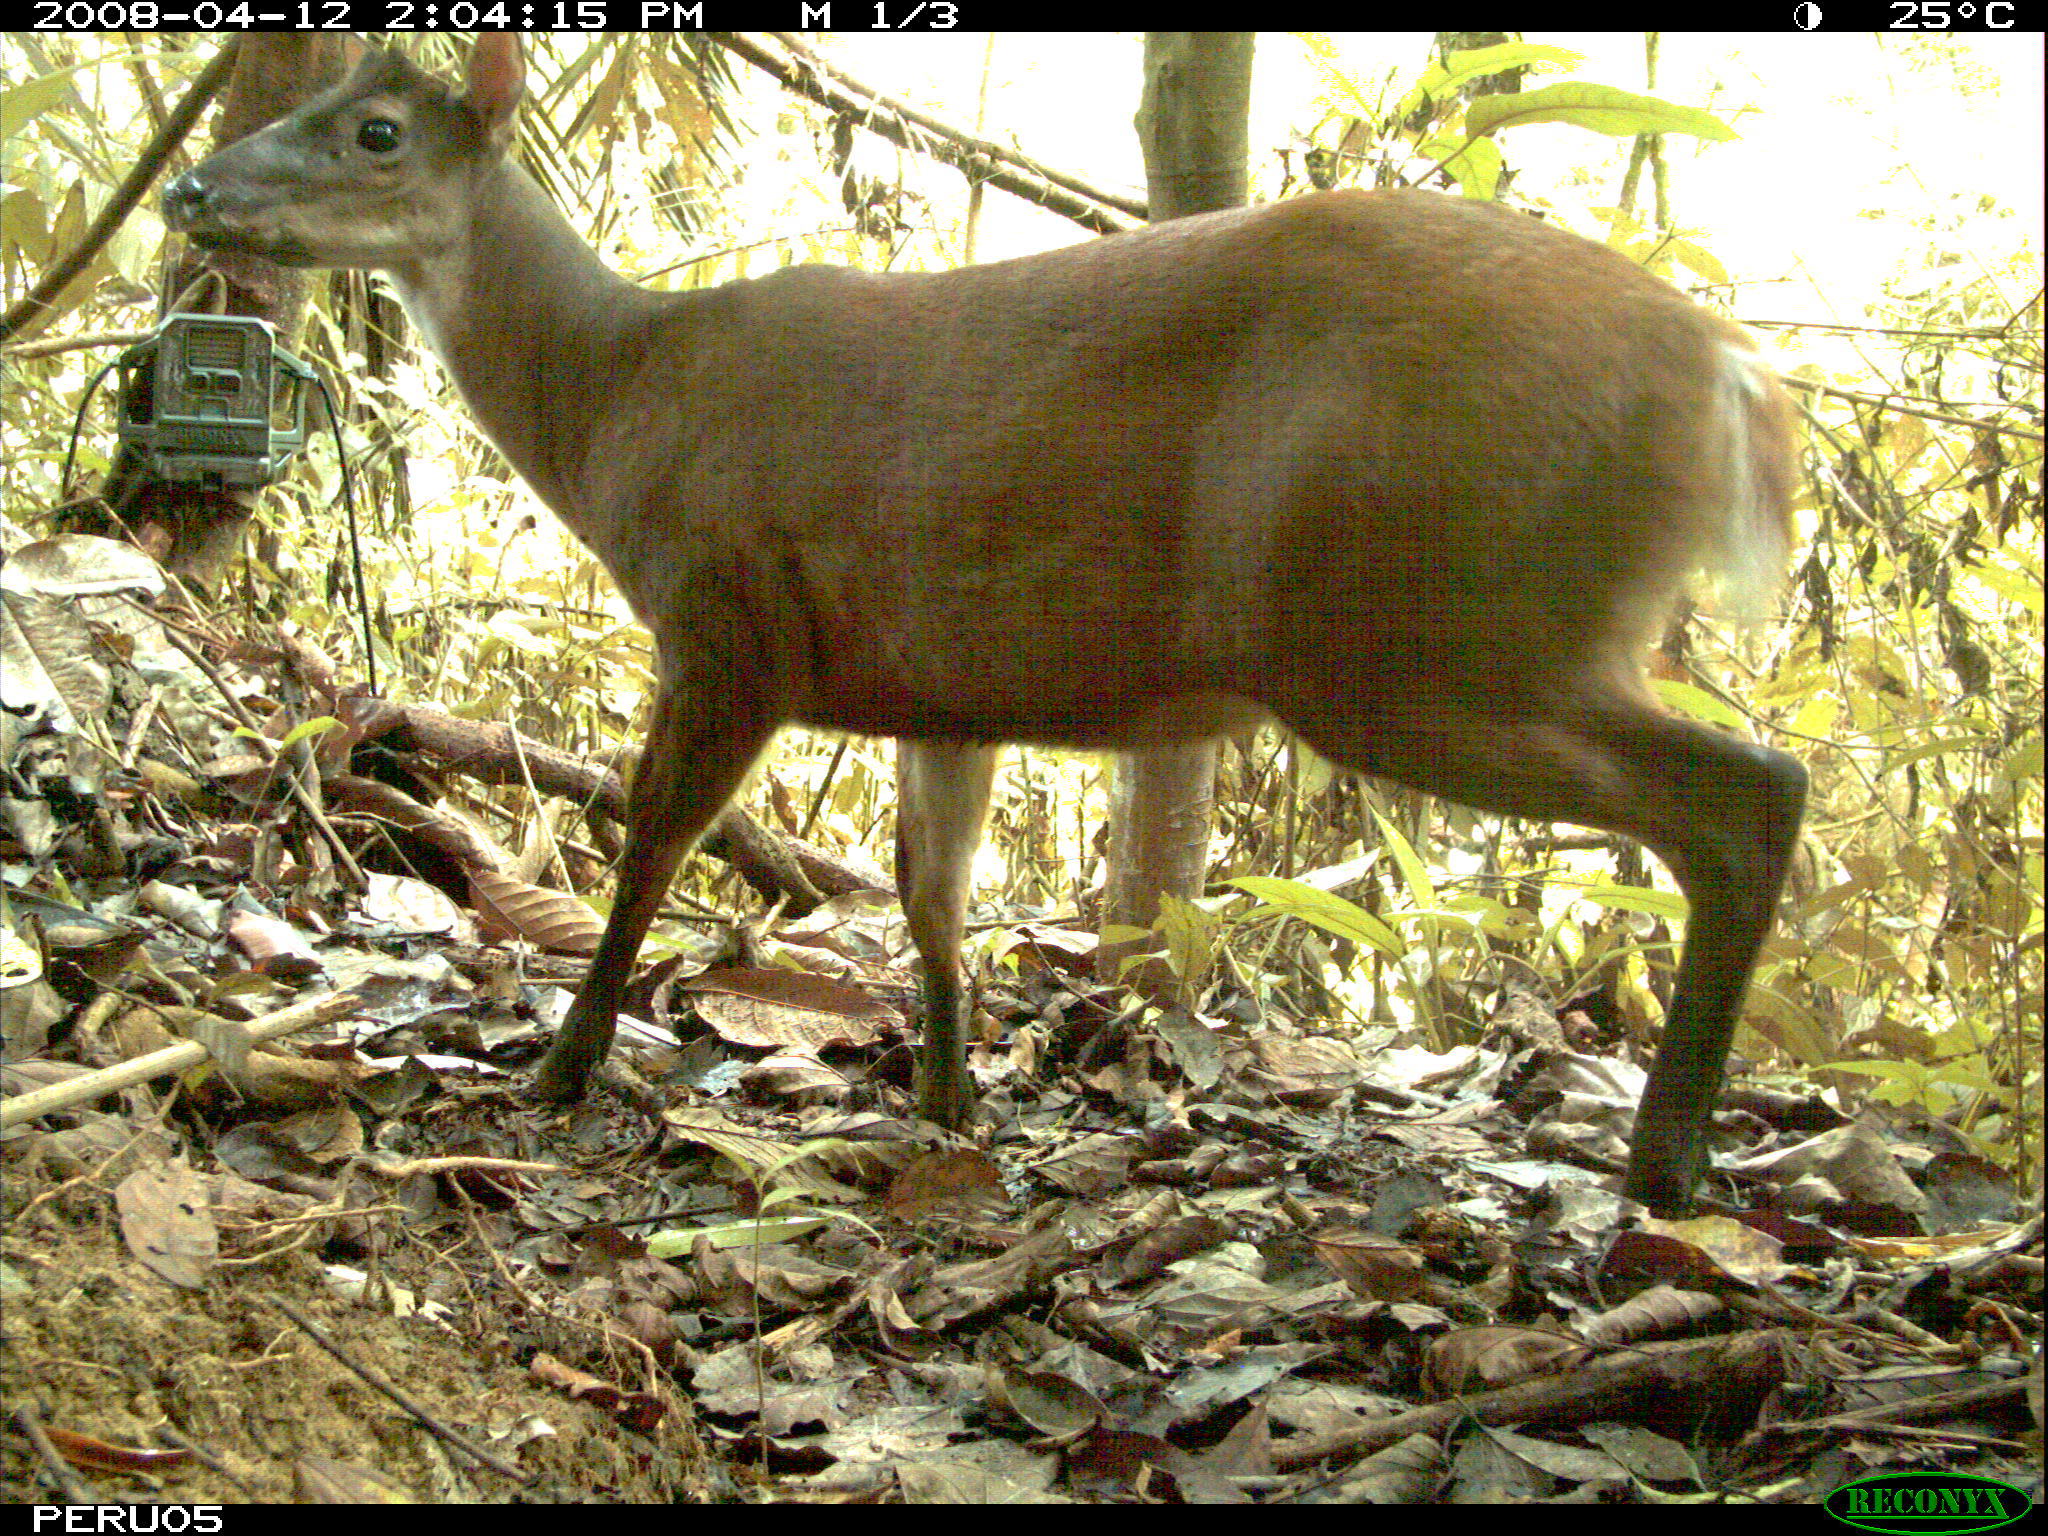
[3,535,2039,1503]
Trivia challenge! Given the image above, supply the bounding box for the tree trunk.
[1099,34,1254,1006]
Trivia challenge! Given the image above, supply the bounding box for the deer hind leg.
[1289,684,1804,1214]
[896,740,1001,1128]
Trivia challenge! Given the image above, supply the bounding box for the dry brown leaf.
[1247,1034,1369,1104]
[1421,1326,1592,1399]
[359,871,464,935]
[994,1364,1110,1437]
[1579,1284,1727,1347]
[530,1351,666,1433]
[225,909,323,979]
[293,1455,419,1503]
[1313,1228,1431,1302]
[1100,1214,1231,1287]
[1025,1132,1135,1197]
[685,967,896,1052]
[236,1049,359,1110]
[741,1051,852,1100]
[42,1426,194,1474]
[886,1147,1006,1218]
[467,868,603,954]
[114,1160,217,1289]
[680,965,897,1018]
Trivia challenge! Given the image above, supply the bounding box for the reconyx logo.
[1824,1472,2032,1534]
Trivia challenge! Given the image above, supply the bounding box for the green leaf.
[1443,892,1541,942]
[1664,236,1730,285]
[1229,875,1404,958]
[1466,84,1737,142]
[1158,892,1221,986]
[1651,678,1744,730]
[1434,42,1583,90]
[488,617,559,656]
[1581,881,1688,921]
[1878,732,1998,773]
[1998,733,2041,790]
[1416,132,1503,199]
[1370,807,1437,907]
[646,1215,829,1256]
[1962,558,2045,614]
[278,715,342,749]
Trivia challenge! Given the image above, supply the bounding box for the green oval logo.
[1825,1472,2032,1534]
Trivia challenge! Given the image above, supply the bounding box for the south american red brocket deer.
[165,35,1807,1214]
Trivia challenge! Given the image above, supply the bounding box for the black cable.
[312,371,377,695]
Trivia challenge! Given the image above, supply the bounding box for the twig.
[0,989,360,1129]
[767,30,1147,222]
[270,1296,532,1485]
[361,1155,565,1180]
[716,33,1136,237]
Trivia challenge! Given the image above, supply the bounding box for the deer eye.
[357,118,401,153]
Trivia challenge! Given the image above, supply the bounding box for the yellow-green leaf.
[1230,875,1404,958]
[1466,84,1736,142]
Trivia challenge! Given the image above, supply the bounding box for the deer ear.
[332,35,368,80]
[463,33,525,147]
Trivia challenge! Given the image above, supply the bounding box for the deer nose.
[161,172,207,228]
